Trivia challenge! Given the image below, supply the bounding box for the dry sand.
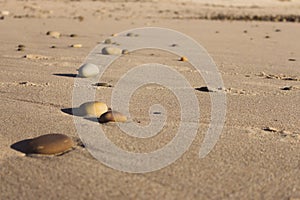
[1,0,300,199]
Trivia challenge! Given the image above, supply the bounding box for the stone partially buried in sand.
[98,111,127,123]
[102,47,122,55]
[78,63,99,78]
[11,134,74,155]
[79,101,108,117]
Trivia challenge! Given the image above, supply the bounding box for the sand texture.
[0,0,300,199]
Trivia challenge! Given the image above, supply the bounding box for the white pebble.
[1,10,10,16]
[78,63,99,78]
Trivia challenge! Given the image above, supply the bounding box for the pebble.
[104,38,112,44]
[126,32,139,37]
[11,134,74,155]
[102,47,122,55]
[71,44,82,48]
[179,56,188,62]
[46,31,61,39]
[281,86,293,90]
[69,34,77,37]
[78,63,99,78]
[92,82,112,87]
[122,49,129,54]
[98,111,127,123]
[79,101,108,117]
[24,54,48,60]
[1,10,10,16]
[263,127,278,132]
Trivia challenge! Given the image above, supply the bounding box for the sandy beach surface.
[1,0,300,199]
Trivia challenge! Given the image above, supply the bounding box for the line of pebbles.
[11,32,133,156]
[11,31,190,156]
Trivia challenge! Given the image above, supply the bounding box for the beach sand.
[1,0,300,199]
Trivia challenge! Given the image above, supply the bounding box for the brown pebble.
[179,56,188,62]
[11,134,74,155]
[265,35,270,39]
[288,58,296,62]
[98,111,127,123]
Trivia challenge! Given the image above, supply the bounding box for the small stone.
[79,101,108,117]
[111,33,118,37]
[11,134,74,155]
[98,111,127,123]
[71,44,82,48]
[46,31,61,39]
[195,86,214,92]
[265,35,270,39]
[50,45,56,48]
[18,44,25,48]
[179,56,188,62]
[275,29,281,32]
[69,34,77,37]
[104,38,112,44]
[288,58,296,62]
[78,63,99,78]
[102,47,122,55]
[263,127,278,132]
[122,49,129,54]
[24,54,48,60]
[243,30,248,33]
[126,32,139,37]
[281,86,293,90]
[92,82,112,87]
[1,10,10,16]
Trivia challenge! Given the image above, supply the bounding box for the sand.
[0,0,300,199]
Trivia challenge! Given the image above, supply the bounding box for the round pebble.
[179,56,188,62]
[46,31,61,38]
[104,38,112,44]
[11,134,74,155]
[79,101,108,117]
[122,49,129,54]
[102,47,122,55]
[78,63,99,78]
[98,111,127,123]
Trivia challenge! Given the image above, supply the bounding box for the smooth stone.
[78,63,99,78]
[46,31,61,38]
[179,56,188,62]
[79,101,108,117]
[104,38,112,44]
[98,111,127,123]
[1,10,10,16]
[122,49,129,54]
[69,34,77,37]
[71,44,82,48]
[11,134,74,155]
[102,47,122,55]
